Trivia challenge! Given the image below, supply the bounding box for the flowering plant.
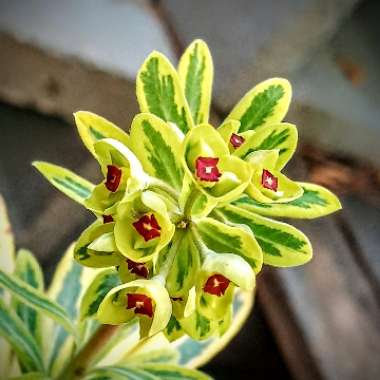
[0,40,340,379]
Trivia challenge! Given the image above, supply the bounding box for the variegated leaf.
[33,162,94,205]
[130,113,184,190]
[13,249,44,348]
[178,39,213,124]
[234,122,298,170]
[195,217,263,273]
[173,290,253,368]
[47,244,98,376]
[219,205,312,267]
[223,78,292,133]
[74,111,131,157]
[233,182,342,219]
[87,364,211,380]
[80,268,120,321]
[137,51,194,134]
[0,298,44,373]
[166,232,200,298]
[0,268,74,333]
[0,194,15,378]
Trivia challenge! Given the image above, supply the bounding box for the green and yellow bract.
[34,39,341,341]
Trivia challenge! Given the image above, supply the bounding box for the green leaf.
[195,217,263,272]
[10,373,50,380]
[80,268,120,320]
[223,78,292,133]
[178,39,213,124]
[13,249,44,348]
[130,113,184,190]
[74,111,131,158]
[233,182,342,219]
[219,205,312,267]
[137,364,211,380]
[0,268,74,333]
[33,162,94,205]
[172,290,253,368]
[0,298,44,372]
[235,123,298,170]
[137,51,194,134]
[166,232,200,297]
[47,244,98,375]
[86,366,158,380]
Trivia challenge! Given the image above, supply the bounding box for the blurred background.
[0,0,379,379]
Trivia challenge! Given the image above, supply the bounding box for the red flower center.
[230,133,245,148]
[102,214,114,224]
[203,274,230,296]
[195,157,221,182]
[261,169,278,191]
[132,214,161,242]
[105,165,122,192]
[127,259,149,278]
[126,293,153,318]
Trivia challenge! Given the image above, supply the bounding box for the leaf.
[10,373,50,380]
[223,78,292,133]
[130,113,184,190]
[33,162,94,205]
[233,182,342,219]
[47,243,98,375]
[87,364,211,380]
[173,290,253,368]
[120,332,178,365]
[235,122,298,170]
[0,194,15,273]
[0,194,16,378]
[80,268,120,321]
[0,268,74,333]
[178,39,213,124]
[219,205,312,267]
[195,217,263,273]
[74,111,131,158]
[166,232,200,297]
[137,51,194,134]
[0,298,44,372]
[13,249,44,348]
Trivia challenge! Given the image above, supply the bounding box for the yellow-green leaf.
[130,113,184,190]
[0,194,15,273]
[13,249,44,348]
[223,78,292,133]
[233,182,342,219]
[173,290,253,368]
[234,122,298,170]
[219,205,312,267]
[74,111,131,157]
[0,298,44,373]
[80,268,120,321]
[195,217,263,273]
[137,51,194,134]
[33,162,94,205]
[178,39,213,125]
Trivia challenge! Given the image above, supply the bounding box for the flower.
[114,191,175,262]
[85,138,147,214]
[97,278,172,337]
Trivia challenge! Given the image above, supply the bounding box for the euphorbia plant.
[0,40,341,379]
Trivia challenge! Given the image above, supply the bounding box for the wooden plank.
[259,215,380,380]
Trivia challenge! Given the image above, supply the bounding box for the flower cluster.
[35,40,341,341]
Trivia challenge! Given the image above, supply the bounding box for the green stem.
[57,324,120,380]
[183,186,201,218]
[148,178,179,200]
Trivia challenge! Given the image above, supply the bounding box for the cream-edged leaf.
[178,39,213,125]
[74,111,130,157]
[223,78,292,133]
[137,51,194,134]
[33,162,94,205]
